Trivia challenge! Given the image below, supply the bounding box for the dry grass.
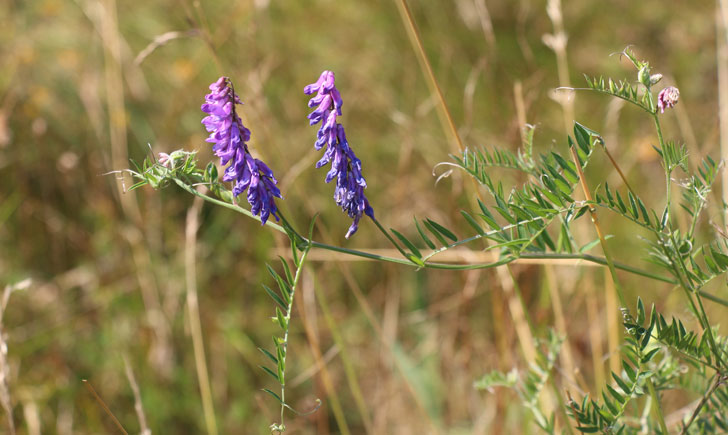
[0,0,724,433]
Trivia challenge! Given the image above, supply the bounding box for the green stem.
[521,253,675,284]
[687,204,703,241]
[573,87,652,113]
[370,216,410,259]
[647,90,673,228]
[652,114,672,224]
[651,89,726,372]
[697,289,728,308]
[658,334,722,371]
[421,212,566,262]
[277,212,307,247]
[173,179,689,278]
[173,179,288,233]
[694,291,726,368]
[278,247,311,431]
[664,230,726,368]
[646,378,669,435]
[171,178,728,308]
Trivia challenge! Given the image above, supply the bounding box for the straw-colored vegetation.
[1,0,726,433]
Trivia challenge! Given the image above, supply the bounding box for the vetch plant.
[127,48,728,433]
[201,77,282,224]
[304,70,374,238]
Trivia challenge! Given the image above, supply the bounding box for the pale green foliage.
[475,330,563,433]
[392,122,601,266]
[567,299,695,433]
[469,48,728,434]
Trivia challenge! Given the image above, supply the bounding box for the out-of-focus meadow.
[1,0,725,433]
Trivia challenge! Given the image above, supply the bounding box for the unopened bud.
[158,152,172,168]
[638,66,651,87]
[649,73,663,85]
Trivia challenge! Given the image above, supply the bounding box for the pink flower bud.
[657,86,680,113]
[158,152,171,168]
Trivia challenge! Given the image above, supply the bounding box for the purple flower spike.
[657,86,680,114]
[305,71,374,238]
[202,77,282,224]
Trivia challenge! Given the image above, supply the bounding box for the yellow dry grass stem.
[185,194,218,435]
[718,0,728,223]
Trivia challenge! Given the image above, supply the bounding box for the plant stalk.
[185,195,218,435]
[167,179,728,303]
[568,145,627,308]
[394,0,464,153]
[680,374,725,434]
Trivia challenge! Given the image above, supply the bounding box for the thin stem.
[568,145,628,307]
[185,195,218,435]
[694,291,726,368]
[665,231,726,368]
[680,374,725,434]
[173,179,288,233]
[82,379,129,435]
[395,0,464,153]
[655,330,722,371]
[602,145,636,195]
[421,212,566,262]
[307,240,415,266]
[524,253,674,284]
[651,88,727,373]
[370,216,410,260]
[697,289,728,308]
[549,380,575,435]
[313,280,373,433]
[173,178,728,308]
[174,178,693,281]
[652,114,672,222]
[687,202,704,241]
[570,133,671,429]
[557,86,652,113]
[719,0,728,226]
[646,378,669,435]
[595,134,728,391]
[123,356,151,435]
[278,248,312,431]
[277,211,308,247]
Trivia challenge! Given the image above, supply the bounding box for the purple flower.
[657,86,680,113]
[304,71,374,238]
[202,77,281,224]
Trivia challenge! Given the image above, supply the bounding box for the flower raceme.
[304,71,374,238]
[201,77,282,224]
[657,86,679,114]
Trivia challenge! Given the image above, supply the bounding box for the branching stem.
[169,178,728,309]
[680,374,726,434]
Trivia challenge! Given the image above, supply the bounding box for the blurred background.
[1,0,725,433]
